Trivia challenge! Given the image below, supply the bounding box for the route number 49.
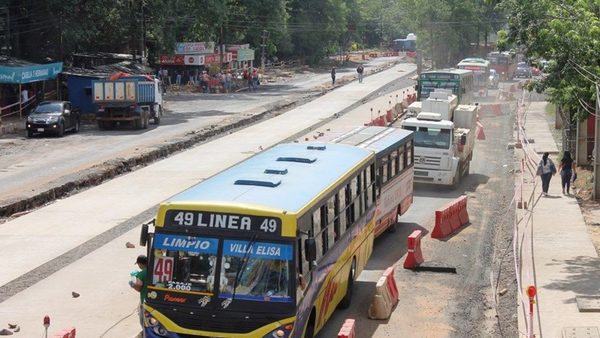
[259,219,277,233]
[153,256,174,284]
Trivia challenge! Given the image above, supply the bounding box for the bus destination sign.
[164,210,282,235]
[421,73,457,80]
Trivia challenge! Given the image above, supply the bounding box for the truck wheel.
[97,121,105,130]
[463,162,470,176]
[27,130,34,138]
[142,112,149,129]
[74,120,80,133]
[154,106,162,125]
[133,118,142,130]
[452,170,461,189]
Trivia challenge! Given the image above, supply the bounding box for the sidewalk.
[517,100,600,337]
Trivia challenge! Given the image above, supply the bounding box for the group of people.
[330,64,365,86]
[244,67,260,92]
[537,151,577,196]
[158,67,261,94]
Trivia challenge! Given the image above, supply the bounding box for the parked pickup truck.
[92,75,163,130]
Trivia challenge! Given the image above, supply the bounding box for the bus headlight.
[145,313,169,337]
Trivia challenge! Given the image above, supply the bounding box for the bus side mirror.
[460,134,467,145]
[304,238,317,263]
[140,222,150,247]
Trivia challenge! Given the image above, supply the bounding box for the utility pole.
[219,24,224,71]
[594,83,600,199]
[140,0,145,61]
[260,30,268,72]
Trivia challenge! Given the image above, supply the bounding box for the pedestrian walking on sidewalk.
[356,64,364,83]
[559,150,576,195]
[536,152,557,196]
[331,67,336,86]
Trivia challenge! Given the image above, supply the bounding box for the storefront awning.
[0,62,63,84]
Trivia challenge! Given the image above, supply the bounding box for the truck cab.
[400,90,478,188]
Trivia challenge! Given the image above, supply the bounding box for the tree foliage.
[500,0,599,120]
[3,0,502,67]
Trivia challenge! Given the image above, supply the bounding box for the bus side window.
[327,196,336,243]
[348,177,360,223]
[391,151,398,178]
[381,158,388,184]
[399,148,406,173]
[386,154,394,181]
[370,164,377,203]
[345,184,353,226]
[407,141,413,166]
[356,173,363,215]
[363,167,370,209]
[320,205,328,255]
[338,190,347,234]
[312,209,323,260]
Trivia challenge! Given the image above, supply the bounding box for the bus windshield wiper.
[230,234,258,302]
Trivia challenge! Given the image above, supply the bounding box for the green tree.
[501,0,599,121]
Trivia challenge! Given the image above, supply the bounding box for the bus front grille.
[150,303,286,334]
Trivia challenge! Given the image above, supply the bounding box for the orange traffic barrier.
[431,195,470,239]
[386,109,393,123]
[368,265,399,319]
[382,266,399,304]
[337,318,356,338]
[373,116,385,126]
[403,230,424,269]
[476,121,486,140]
[53,327,76,338]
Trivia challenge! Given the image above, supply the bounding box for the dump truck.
[92,75,163,130]
[400,90,478,188]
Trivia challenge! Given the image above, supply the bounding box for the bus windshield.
[151,233,219,293]
[404,126,451,149]
[420,80,459,98]
[219,240,293,303]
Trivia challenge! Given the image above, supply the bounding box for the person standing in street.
[559,150,576,195]
[130,254,148,331]
[537,152,557,196]
[356,64,364,83]
[331,67,336,86]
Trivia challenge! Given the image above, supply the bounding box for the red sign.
[153,256,174,283]
[203,54,219,65]
[159,55,185,65]
[461,66,485,72]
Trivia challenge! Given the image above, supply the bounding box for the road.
[0,57,402,217]
[0,61,417,337]
[0,59,519,337]
[297,84,519,337]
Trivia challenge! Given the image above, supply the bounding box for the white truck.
[400,90,478,188]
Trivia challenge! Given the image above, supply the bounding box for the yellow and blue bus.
[139,128,413,338]
[416,68,474,105]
